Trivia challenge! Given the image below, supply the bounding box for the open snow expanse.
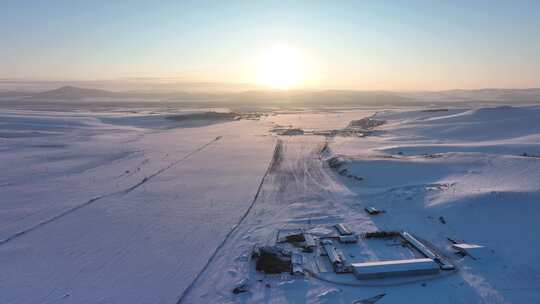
[0,108,276,303]
[1,104,540,303]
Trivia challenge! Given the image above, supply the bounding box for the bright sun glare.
[259,45,304,90]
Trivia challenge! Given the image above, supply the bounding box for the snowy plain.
[1,103,540,303]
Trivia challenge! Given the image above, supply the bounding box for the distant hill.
[20,86,415,105]
[26,86,213,102]
[30,86,120,100]
[400,88,540,103]
[2,85,539,105]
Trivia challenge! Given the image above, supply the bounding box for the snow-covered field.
[0,108,276,303]
[1,104,539,303]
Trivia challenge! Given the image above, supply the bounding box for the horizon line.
[1,79,540,94]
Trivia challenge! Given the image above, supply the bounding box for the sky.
[1,0,540,91]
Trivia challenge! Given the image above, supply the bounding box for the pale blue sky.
[1,0,539,90]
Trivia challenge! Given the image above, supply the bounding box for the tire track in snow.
[0,136,222,247]
[175,138,282,304]
[121,136,221,194]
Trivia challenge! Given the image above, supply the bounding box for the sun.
[258,45,304,90]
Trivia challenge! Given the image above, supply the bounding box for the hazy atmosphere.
[2,2,540,304]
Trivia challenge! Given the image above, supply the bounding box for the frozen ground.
[1,104,539,303]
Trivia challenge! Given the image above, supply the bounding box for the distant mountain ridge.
[2,85,540,104]
[25,86,209,102]
[31,86,120,100]
[400,88,540,102]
